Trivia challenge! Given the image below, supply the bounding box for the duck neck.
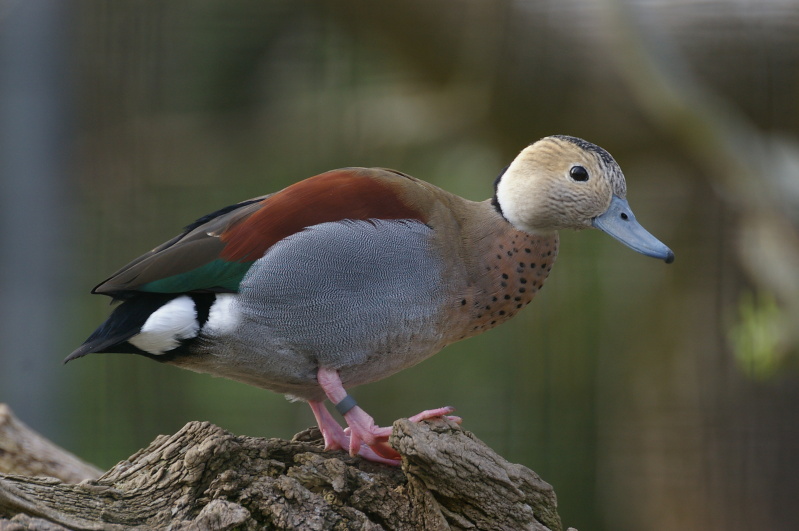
[457,202,559,339]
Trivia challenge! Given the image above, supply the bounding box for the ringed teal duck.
[68,135,674,464]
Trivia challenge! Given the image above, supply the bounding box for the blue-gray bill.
[592,195,675,264]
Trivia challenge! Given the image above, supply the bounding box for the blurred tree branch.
[0,405,101,484]
[600,0,799,370]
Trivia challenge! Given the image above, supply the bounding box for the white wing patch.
[128,296,199,355]
[202,293,240,336]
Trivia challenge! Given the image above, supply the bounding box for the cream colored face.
[495,136,627,234]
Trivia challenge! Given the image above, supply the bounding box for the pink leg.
[316,367,460,463]
[308,400,348,451]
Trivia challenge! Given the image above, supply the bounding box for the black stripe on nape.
[491,164,510,217]
[551,135,616,166]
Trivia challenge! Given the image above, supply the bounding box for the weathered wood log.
[0,408,573,530]
[0,405,101,484]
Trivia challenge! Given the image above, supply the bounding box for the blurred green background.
[2,1,799,530]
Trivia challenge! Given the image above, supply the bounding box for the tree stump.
[0,405,572,530]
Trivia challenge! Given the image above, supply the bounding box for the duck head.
[495,135,674,263]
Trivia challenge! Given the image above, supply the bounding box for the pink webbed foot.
[309,400,399,465]
[314,367,460,465]
[340,405,401,460]
[342,405,461,460]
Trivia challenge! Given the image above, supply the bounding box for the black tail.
[65,294,185,363]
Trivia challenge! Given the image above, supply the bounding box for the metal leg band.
[334,395,358,416]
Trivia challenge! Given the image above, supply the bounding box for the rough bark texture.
[0,406,573,530]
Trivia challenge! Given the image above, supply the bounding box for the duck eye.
[569,165,589,182]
